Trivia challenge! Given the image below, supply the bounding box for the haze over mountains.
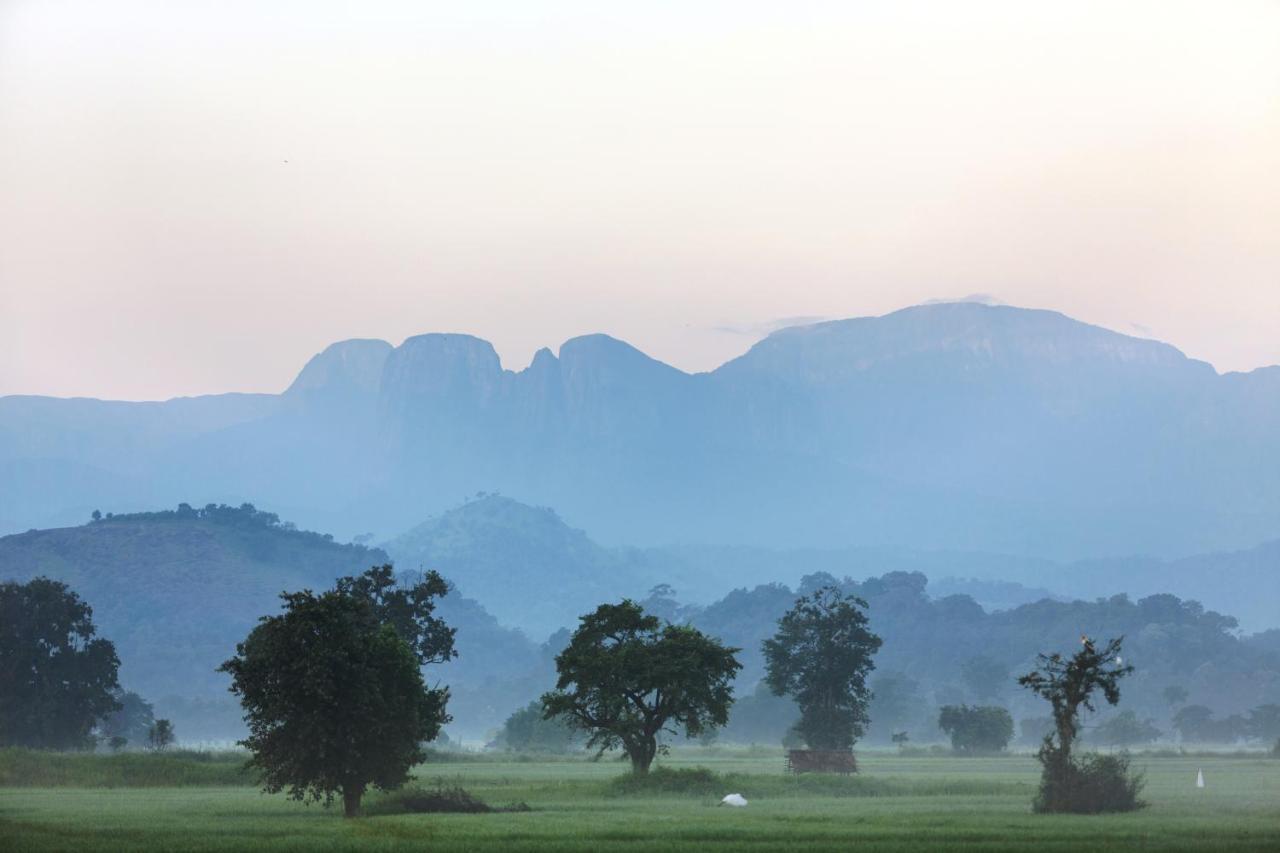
[3,303,1279,565]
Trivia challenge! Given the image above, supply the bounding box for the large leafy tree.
[763,585,882,751]
[0,578,120,749]
[937,704,1015,753]
[219,587,449,817]
[334,565,456,666]
[542,600,741,774]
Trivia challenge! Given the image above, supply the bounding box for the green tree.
[0,578,120,749]
[147,719,176,751]
[1018,636,1142,813]
[763,586,882,751]
[98,690,156,748]
[542,600,741,774]
[937,705,1015,753]
[1093,710,1161,748]
[495,700,579,753]
[333,565,457,666]
[219,589,449,817]
[961,656,1010,702]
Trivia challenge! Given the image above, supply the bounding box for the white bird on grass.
[720,793,748,807]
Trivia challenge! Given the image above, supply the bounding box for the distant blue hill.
[4,302,1279,565]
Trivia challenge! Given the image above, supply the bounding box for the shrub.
[1033,752,1146,814]
[369,780,530,815]
[607,766,721,796]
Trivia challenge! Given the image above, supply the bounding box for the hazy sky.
[2,1,1278,400]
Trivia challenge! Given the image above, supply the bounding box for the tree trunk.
[629,736,656,774]
[342,784,364,818]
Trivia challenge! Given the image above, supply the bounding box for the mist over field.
[3,2,1280,850]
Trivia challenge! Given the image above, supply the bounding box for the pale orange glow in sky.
[2,1,1278,399]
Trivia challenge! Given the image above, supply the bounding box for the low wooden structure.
[785,749,858,775]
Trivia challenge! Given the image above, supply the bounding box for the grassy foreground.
[1,748,1278,852]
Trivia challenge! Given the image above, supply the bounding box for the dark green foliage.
[1019,636,1144,813]
[937,705,1014,754]
[97,690,156,749]
[368,781,506,814]
[0,578,120,749]
[147,719,175,751]
[494,701,579,753]
[219,589,449,817]
[1093,710,1161,748]
[542,600,741,774]
[763,586,882,751]
[107,736,128,752]
[1033,752,1146,814]
[334,565,457,666]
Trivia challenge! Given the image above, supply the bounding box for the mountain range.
[4,302,1279,564]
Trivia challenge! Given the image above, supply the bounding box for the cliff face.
[2,302,1278,560]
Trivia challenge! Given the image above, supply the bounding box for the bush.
[368,780,530,815]
[1033,752,1146,814]
[607,766,721,796]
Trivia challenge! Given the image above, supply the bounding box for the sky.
[1,0,1278,400]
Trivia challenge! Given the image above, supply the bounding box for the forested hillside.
[6,303,1280,563]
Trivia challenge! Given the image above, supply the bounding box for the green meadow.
[2,748,1277,852]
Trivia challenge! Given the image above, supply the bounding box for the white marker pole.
[1196,769,1205,789]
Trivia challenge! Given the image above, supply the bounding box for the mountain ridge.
[3,302,1278,562]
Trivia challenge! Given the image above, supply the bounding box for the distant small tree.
[107,735,128,752]
[147,719,175,751]
[219,588,449,817]
[98,689,156,749]
[891,731,910,748]
[938,705,1014,753]
[91,509,102,522]
[961,656,1010,702]
[0,578,120,749]
[542,600,741,774]
[495,700,579,754]
[1247,704,1280,744]
[1162,685,1189,707]
[1094,710,1160,749]
[763,586,882,751]
[1171,704,1214,742]
[1018,636,1143,813]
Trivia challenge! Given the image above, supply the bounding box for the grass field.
[2,748,1278,852]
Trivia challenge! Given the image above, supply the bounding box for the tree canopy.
[219,587,450,816]
[0,577,120,750]
[334,564,457,666]
[938,705,1015,753]
[1018,636,1141,813]
[763,585,882,751]
[542,600,741,774]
